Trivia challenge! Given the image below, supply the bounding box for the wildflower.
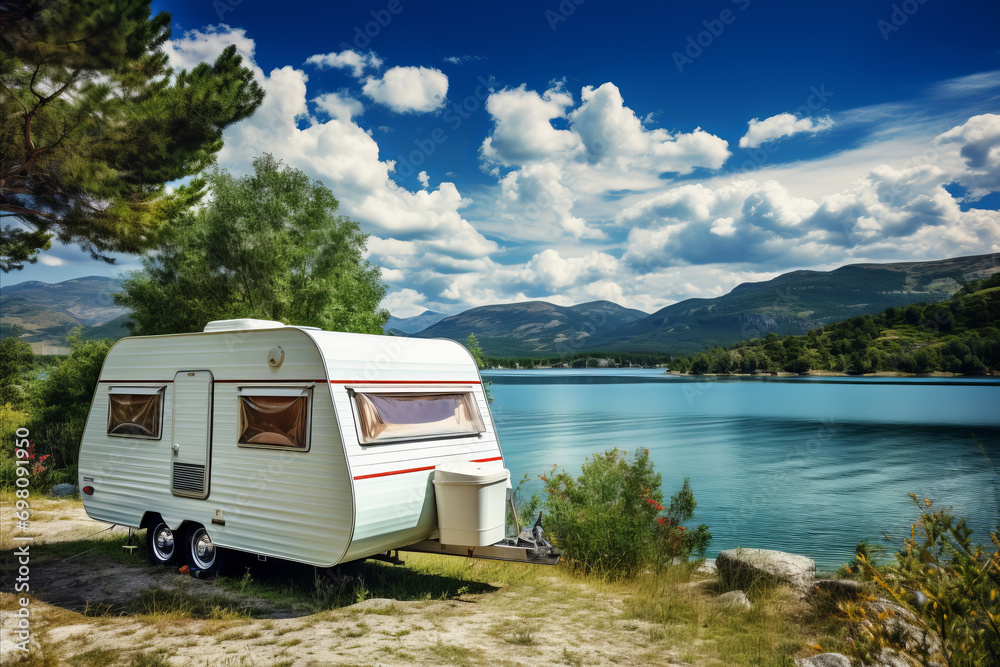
[679,526,686,530]
[657,517,666,525]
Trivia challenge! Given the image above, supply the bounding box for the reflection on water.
[485,370,1000,570]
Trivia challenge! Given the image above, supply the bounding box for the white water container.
[433,463,511,546]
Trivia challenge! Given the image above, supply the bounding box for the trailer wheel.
[146,519,178,566]
[184,525,229,574]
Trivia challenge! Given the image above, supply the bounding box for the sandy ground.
[0,499,688,666]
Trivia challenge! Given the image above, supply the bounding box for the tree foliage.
[115,154,389,335]
[538,448,711,579]
[843,495,1000,666]
[674,282,1000,376]
[0,0,264,270]
[0,336,35,407]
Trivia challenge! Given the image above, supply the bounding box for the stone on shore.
[715,590,751,610]
[716,548,816,592]
[50,483,78,497]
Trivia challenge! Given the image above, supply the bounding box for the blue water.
[484,369,1000,570]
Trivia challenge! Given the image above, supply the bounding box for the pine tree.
[0,0,265,270]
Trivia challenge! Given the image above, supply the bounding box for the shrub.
[538,448,711,579]
[843,494,1000,665]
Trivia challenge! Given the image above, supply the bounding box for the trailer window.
[238,386,312,450]
[354,392,486,444]
[107,386,165,439]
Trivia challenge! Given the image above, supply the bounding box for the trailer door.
[170,370,214,499]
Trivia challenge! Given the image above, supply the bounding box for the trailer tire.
[184,524,229,575]
[146,518,179,566]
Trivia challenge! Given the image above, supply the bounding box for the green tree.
[0,337,34,407]
[28,331,114,472]
[115,154,389,335]
[0,0,265,270]
[464,333,486,369]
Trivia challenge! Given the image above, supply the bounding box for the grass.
[2,494,857,666]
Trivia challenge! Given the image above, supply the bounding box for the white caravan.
[78,319,556,574]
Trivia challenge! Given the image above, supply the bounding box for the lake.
[483,369,1000,571]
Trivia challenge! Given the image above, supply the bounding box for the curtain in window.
[355,392,485,443]
[238,395,309,448]
[108,392,162,437]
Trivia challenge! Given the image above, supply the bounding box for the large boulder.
[716,548,816,592]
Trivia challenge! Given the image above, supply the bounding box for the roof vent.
[203,319,286,332]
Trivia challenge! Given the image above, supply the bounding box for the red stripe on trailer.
[213,379,327,383]
[352,465,437,480]
[353,457,504,480]
[330,379,481,385]
[99,380,173,383]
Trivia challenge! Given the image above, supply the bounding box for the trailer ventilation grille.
[172,463,206,494]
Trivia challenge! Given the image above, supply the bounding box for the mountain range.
[0,276,128,350]
[2,252,998,356]
[412,252,1000,356]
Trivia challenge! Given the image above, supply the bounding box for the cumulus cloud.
[304,49,382,78]
[313,91,363,121]
[167,28,498,272]
[937,113,1000,199]
[569,83,730,174]
[379,288,429,317]
[619,148,999,271]
[362,66,449,113]
[162,28,1000,320]
[739,112,835,149]
[163,25,261,79]
[480,84,580,166]
[498,162,604,240]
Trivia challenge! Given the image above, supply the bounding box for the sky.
[8,0,1000,317]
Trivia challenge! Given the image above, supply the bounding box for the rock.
[50,483,78,497]
[813,578,865,599]
[793,654,851,667]
[715,590,751,610]
[716,548,816,592]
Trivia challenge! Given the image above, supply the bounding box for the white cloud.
[167,31,497,275]
[159,28,999,321]
[304,49,382,78]
[498,162,604,240]
[313,91,363,121]
[570,83,730,174]
[163,25,262,79]
[443,55,485,65]
[362,66,449,113]
[739,112,835,149]
[480,84,580,166]
[618,142,1000,271]
[937,113,1000,199]
[38,254,65,266]
[380,288,429,317]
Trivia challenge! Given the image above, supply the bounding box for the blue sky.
[11,0,1000,316]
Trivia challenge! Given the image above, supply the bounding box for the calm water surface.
[483,369,1000,570]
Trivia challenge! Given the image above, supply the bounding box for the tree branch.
[0,79,28,116]
[0,202,57,220]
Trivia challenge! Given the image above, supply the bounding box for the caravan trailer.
[78,319,556,574]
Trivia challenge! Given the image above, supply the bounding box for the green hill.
[586,253,1000,355]
[674,273,1000,375]
[412,300,648,356]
